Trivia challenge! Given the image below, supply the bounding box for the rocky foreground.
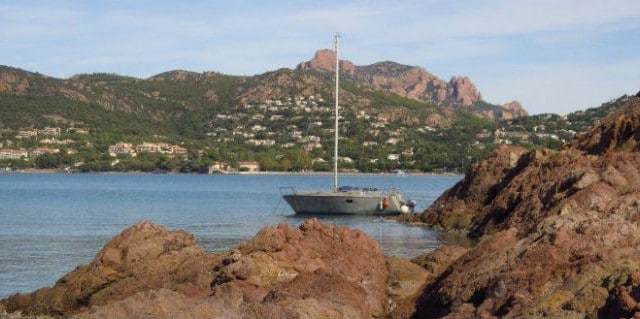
[3,94,640,319]
[0,219,462,319]
[411,94,640,318]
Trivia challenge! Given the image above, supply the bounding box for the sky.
[1,0,639,115]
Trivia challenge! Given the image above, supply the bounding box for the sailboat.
[282,34,411,215]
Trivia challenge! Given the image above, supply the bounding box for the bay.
[0,173,460,298]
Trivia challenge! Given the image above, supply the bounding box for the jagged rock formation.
[447,76,482,106]
[474,101,529,120]
[500,101,529,119]
[414,96,640,318]
[296,50,528,119]
[297,49,356,76]
[566,100,640,155]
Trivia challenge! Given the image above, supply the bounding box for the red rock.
[476,101,529,120]
[296,51,528,120]
[297,49,356,76]
[385,256,431,318]
[411,245,469,277]
[1,221,212,316]
[210,219,390,318]
[448,76,482,106]
[567,99,640,155]
[1,219,391,319]
[412,96,640,318]
[0,70,30,94]
[387,246,469,319]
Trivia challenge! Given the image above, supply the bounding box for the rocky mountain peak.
[448,76,481,106]
[296,50,527,119]
[296,49,356,76]
[501,100,529,119]
[474,100,529,120]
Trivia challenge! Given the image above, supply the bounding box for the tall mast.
[333,33,340,192]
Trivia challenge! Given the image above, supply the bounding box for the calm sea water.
[0,173,460,298]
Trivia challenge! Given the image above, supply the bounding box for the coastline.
[3,168,463,178]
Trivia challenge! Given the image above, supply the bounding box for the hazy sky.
[2,0,639,114]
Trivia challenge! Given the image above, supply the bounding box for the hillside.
[0,54,632,174]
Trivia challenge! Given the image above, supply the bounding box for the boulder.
[209,219,389,318]
[1,219,391,319]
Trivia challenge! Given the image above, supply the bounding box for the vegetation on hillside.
[0,66,628,174]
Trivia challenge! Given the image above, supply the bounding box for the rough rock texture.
[1,219,393,319]
[422,144,528,232]
[297,49,356,76]
[448,76,482,106]
[352,61,448,103]
[235,69,325,106]
[297,51,528,119]
[566,102,640,155]
[475,101,529,120]
[207,219,389,318]
[385,257,430,318]
[411,245,470,278]
[0,72,29,94]
[353,62,482,108]
[500,101,529,119]
[415,96,640,318]
[386,246,469,319]
[0,221,212,317]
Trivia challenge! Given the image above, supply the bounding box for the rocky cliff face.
[566,97,640,155]
[297,49,356,76]
[447,76,482,106]
[0,66,59,95]
[296,51,528,120]
[0,72,30,94]
[473,100,529,120]
[414,96,640,318]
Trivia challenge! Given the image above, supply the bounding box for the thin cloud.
[477,57,640,114]
[1,0,639,114]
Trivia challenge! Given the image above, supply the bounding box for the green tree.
[35,153,73,169]
[283,148,312,171]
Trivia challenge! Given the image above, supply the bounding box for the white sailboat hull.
[283,190,405,215]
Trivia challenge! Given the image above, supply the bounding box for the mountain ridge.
[296,49,528,120]
[2,46,527,122]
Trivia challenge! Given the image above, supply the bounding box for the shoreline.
[3,168,463,178]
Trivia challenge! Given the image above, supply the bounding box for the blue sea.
[0,173,460,298]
